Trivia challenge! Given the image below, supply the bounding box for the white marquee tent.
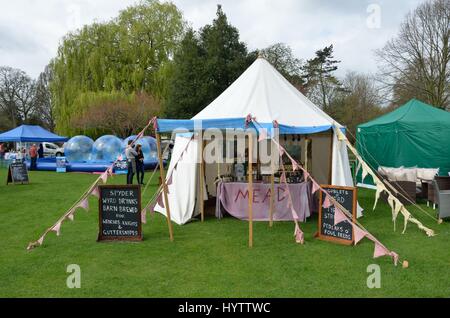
[155,57,360,224]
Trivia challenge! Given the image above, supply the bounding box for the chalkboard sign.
[98,185,142,242]
[6,162,29,185]
[318,185,357,245]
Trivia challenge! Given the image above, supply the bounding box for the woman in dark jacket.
[135,144,145,185]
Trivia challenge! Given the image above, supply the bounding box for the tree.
[51,0,186,135]
[34,63,55,130]
[260,43,304,88]
[164,29,206,118]
[376,0,450,109]
[199,5,251,106]
[70,92,161,138]
[164,5,252,118]
[0,66,36,127]
[329,72,384,142]
[302,45,342,110]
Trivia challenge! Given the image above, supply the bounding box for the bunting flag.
[373,241,390,259]
[107,166,114,175]
[167,173,173,186]
[361,165,368,182]
[157,191,165,208]
[311,181,320,194]
[280,172,287,184]
[51,221,62,236]
[373,181,386,210]
[390,251,399,266]
[37,236,44,246]
[67,212,75,221]
[258,129,268,142]
[290,207,299,220]
[294,224,304,244]
[279,146,285,157]
[90,186,100,198]
[322,194,332,208]
[291,159,300,171]
[100,172,108,184]
[334,207,348,226]
[141,208,147,224]
[77,198,89,211]
[352,223,367,245]
[402,211,410,234]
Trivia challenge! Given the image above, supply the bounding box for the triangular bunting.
[157,192,164,208]
[334,207,348,226]
[167,173,173,186]
[90,186,100,198]
[311,181,320,194]
[51,221,62,236]
[280,172,287,184]
[389,251,399,266]
[373,242,390,258]
[352,224,367,245]
[77,198,89,211]
[100,172,108,184]
[37,236,44,246]
[294,224,304,244]
[322,194,332,208]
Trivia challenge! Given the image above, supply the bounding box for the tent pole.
[156,133,174,241]
[199,138,205,222]
[328,130,333,184]
[248,133,253,248]
[269,172,274,227]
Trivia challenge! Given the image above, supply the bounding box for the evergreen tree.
[164,5,252,118]
[302,45,342,109]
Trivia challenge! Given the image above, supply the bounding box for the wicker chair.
[433,176,450,219]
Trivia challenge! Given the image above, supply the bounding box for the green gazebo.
[356,99,450,182]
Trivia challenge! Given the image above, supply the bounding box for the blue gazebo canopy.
[0,125,69,142]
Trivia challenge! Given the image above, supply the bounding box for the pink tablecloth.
[216,181,313,222]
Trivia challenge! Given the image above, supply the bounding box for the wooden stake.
[269,172,274,227]
[199,139,205,222]
[156,133,174,241]
[248,134,253,248]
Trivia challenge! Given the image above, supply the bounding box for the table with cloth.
[215,181,314,222]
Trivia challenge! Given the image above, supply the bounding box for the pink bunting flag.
[100,172,108,184]
[157,192,165,208]
[303,170,310,181]
[291,158,300,171]
[258,129,268,142]
[67,212,74,221]
[141,208,147,224]
[294,224,304,244]
[37,236,44,246]
[90,186,100,198]
[52,221,62,236]
[77,198,89,211]
[373,242,390,259]
[280,172,287,184]
[389,251,399,266]
[291,207,299,220]
[167,173,173,186]
[107,166,114,175]
[311,181,320,194]
[279,146,285,157]
[352,223,367,245]
[333,207,348,226]
[322,194,332,208]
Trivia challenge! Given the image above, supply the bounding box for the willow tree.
[51,0,185,135]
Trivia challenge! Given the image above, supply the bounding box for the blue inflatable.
[64,135,94,162]
[91,135,124,162]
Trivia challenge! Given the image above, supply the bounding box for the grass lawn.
[0,168,449,298]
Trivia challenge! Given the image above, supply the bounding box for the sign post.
[6,162,29,185]
[98,185,142,242]
[317,185,357,245]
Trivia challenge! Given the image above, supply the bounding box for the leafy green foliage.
[51,0,185,135]
[164,5,252,118]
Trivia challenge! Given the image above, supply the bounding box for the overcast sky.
[0,0,424,79]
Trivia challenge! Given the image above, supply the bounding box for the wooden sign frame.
[317,185,357,245]
[98,184,142,242]
[6,162,29,185]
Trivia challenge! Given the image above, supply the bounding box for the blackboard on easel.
[6,162,29,185]
[318,185,357,245]
[98,185,142,242]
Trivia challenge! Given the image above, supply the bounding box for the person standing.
[135,144,145,185]
[125,140,138,184]
[29,144,38,170]
[38,143,44,158]
[0,143,5,160]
